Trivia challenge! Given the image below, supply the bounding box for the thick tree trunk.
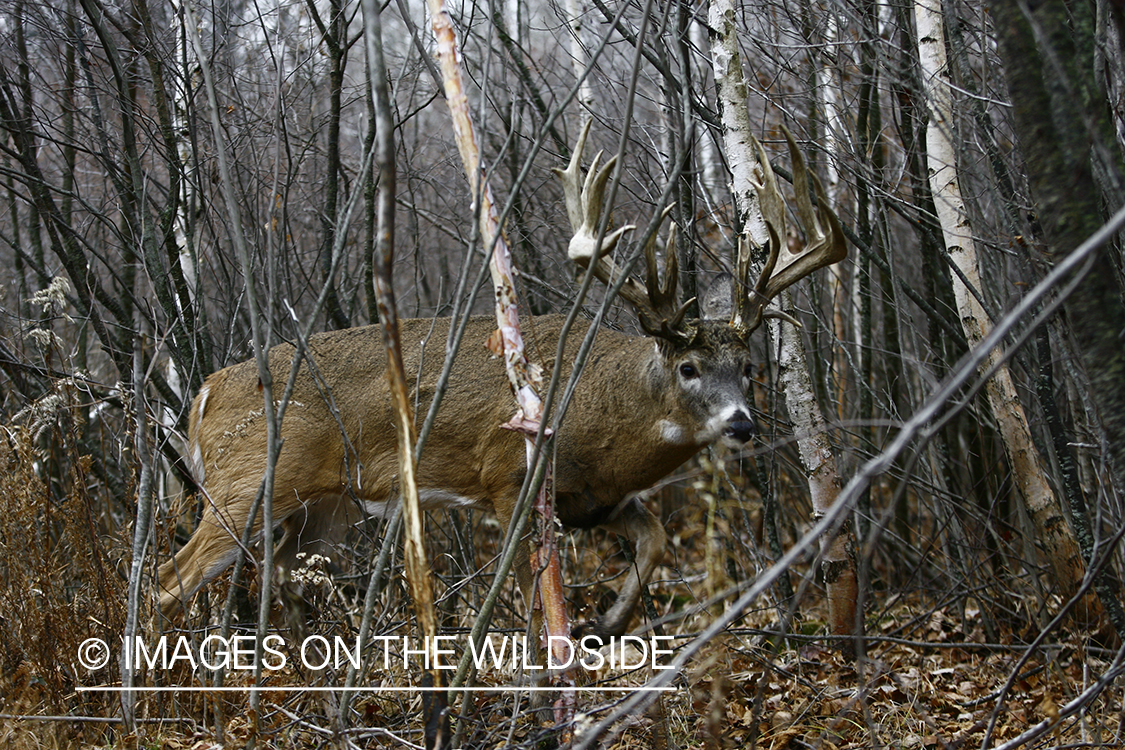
[777,302,859,647]
[708,0,859,648]
[915,0,1094,614]
[989,0,1125,630]
[708,0,768,246]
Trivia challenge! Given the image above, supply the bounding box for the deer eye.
[679,363,698,379]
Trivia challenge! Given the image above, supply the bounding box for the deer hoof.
[571,619,609,649]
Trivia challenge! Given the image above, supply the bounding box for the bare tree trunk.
[690,18,719,197]
[707,0,767,244]
[311,0,352,330]
[565,0,594,114]
[358,1,446,743]
[427,0,573,731]
[776,303,858,646]
[708,0,859,648]
[914,0,1096,618]
[120,340,154,733]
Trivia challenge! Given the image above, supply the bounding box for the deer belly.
[361,489,485,518]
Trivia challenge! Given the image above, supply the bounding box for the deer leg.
[572,496,666,646]
[493,500,545,644]
[273,494,359,583]
[271,495,360,691]
[158,473,330,618]
[158,493,254,617]
[274,495,359,627]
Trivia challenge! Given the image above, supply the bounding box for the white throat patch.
[657,419,687,445]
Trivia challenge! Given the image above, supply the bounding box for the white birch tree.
[914,0,1094,615]
[709,0,859,645]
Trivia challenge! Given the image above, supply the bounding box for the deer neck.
[594,337,705,488]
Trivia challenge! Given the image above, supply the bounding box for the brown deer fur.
[159,313,757,642]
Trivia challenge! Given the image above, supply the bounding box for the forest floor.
[5,599,1116,749]
[1,459,1121,749]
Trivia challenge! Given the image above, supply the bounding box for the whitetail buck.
[158,123,845,644]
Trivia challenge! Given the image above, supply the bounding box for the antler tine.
[749,131,787,243]
[759,126,847,302]
[733,125,848,335]
[637,217,694,341]
[554,121,652,313]
[643,208,678,311]
[732,131,786,333]
[787,126,818,247]
[555,122,693,343]
[557,119,592,230]
[555,121,634,264]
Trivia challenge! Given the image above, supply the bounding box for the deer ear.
[699,272,734,321]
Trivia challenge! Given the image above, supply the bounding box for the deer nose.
[725,411,755,444]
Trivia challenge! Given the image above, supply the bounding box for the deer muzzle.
[723,410,755,444]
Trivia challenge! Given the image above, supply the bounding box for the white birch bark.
[708,0,767,245]
[564,0,594,114]
[506,0,520,45]
[171,1,198,305]
[815,13,850,419]
[775,304,857,636]
[691,17,719,195]
[161,1,198,510]
[914,0,1089,604]
[816,14,842,204]
[708,0,858,644]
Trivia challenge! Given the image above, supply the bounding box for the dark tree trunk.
[989,0,1125,629]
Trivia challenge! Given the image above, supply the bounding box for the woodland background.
[0,0,1124,747]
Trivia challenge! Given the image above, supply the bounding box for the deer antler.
[733,125,847,335]
[555,120,692,344]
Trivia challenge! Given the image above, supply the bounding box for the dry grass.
[0,416,1121,749]
[0,393,126,748]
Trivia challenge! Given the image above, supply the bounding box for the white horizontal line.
[77,686,676,693]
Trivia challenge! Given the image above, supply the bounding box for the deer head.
[554,120,846,434]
